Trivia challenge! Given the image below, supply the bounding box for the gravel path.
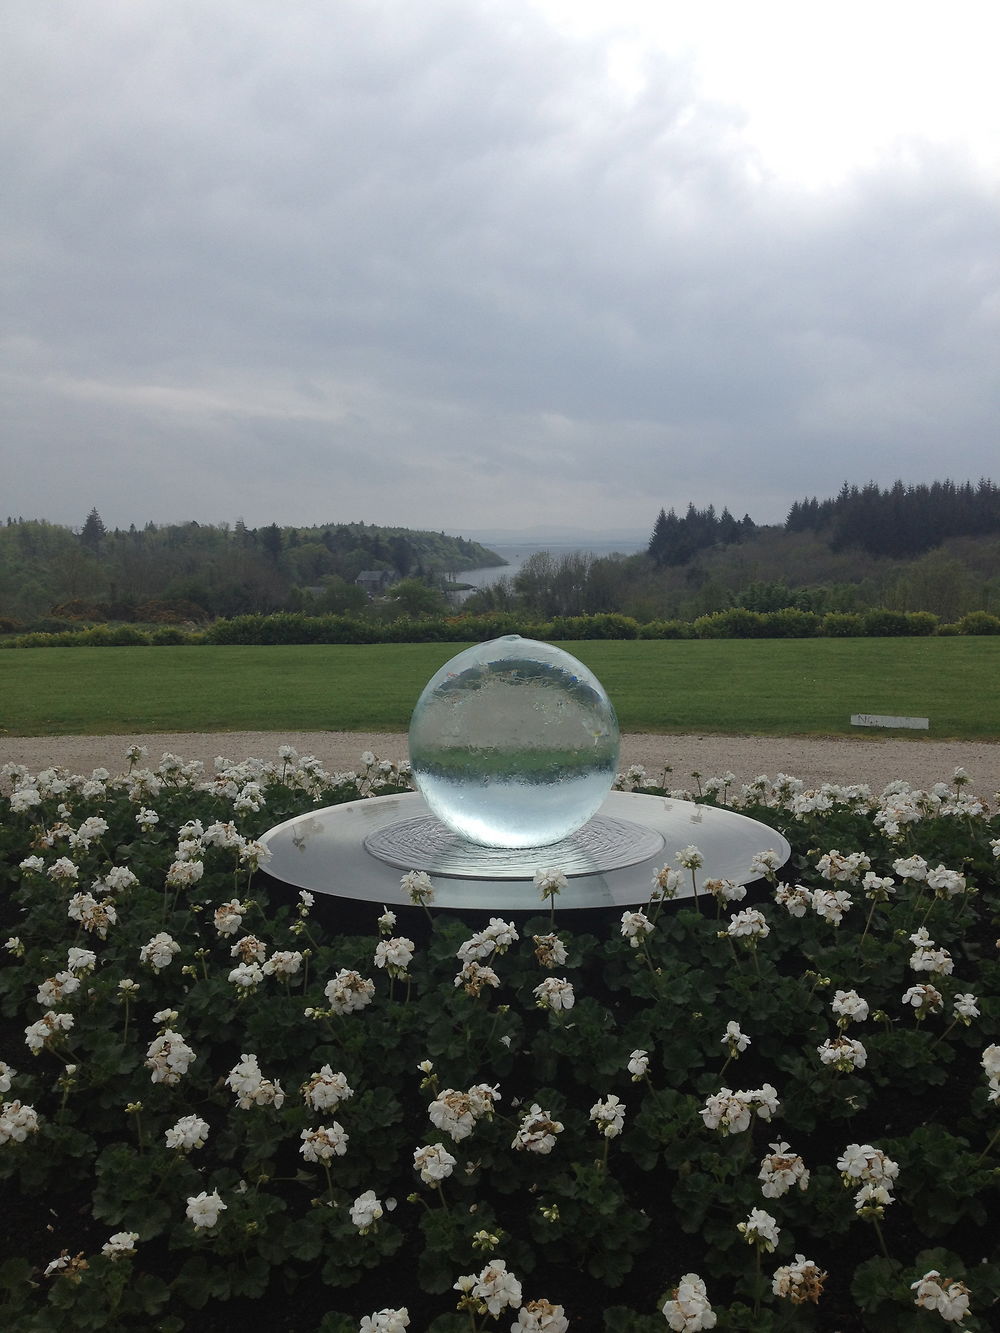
[3,730,999,794]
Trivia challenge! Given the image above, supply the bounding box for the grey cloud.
[1,1,997,532]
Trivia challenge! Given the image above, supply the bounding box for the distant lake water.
[453,540,646,595]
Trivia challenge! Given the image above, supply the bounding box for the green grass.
[1,638,998,739]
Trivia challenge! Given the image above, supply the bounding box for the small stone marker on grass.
[851,713,930,730]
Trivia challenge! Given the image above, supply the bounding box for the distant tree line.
[0,512,501,624]
[786,478,1000,557]
[647,503,755,567]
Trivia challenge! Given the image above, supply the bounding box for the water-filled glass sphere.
[408,635,620,848]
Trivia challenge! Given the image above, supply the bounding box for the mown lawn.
[2,638,998,739]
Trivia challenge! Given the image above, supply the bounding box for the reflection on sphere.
[408,635,620,848]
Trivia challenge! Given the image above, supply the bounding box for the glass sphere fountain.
[259,634,790,910]
[408,635,619,848]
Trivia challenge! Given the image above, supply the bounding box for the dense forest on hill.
[0,514,501,624]
[3,480,999,631]
[465,479,1000,623]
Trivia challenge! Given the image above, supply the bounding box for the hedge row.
[3,607,1000,648]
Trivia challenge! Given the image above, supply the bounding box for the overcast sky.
[3,0,999,540]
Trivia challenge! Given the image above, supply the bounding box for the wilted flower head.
[512,1299,569,1332]
[512,1104,564,1154]
[413,1142,456,1184]
[300,1122,349,1162]
[772,1255,827,1304]
[817,1036,867,1072]
[902,983,944,1019]
[532,933,568,968]
[758,1142,810,1198]
[911,1270,971,1323]
[144,1031,196,1085]
[302,1065,354,1112]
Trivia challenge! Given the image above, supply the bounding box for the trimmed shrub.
[862,609,938,637]
[820,612,866,637]
[955,610,1000,635]
[692,608,768,638]
[759,608,820,638]
[637,619,694,639]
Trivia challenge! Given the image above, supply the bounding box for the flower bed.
[1,749,999,1330]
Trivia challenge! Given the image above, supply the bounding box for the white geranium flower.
[817,1036,867,1071]
[25,1011,74,1054]
[413,1142,457,1183]
[0,1100,40,1143]
[911,1270,971,1323]
[662,1272,717,1330]
[164,1115,209,1152]
[101,1231,139,1260]
[737,1207,780,1252]
[620,910,653,948]
[324,969,375,1015]
[533,977,575,1012]
[589,1094,626,1139]
[138,932,180,972]
[35,971,80,1008]
[772,1254,827,1304]
[213,900,246,936]
[627,1049,649,1080]
[349,1190,383,1231]
[831,989,870,1026]
[471,1259,522,1317]
[225,1054,284,1108]
[400,870,434,905]
[758,1142,810,1198]
[300,1123,349,1162]
[532,934,568,968]
[810,888,852,925]
[511,1299,569,1332]
[726,908,769,940]
[66,947,97,974]
[374,936,415,976]
[774,884,812,916]
[145,1030,196,1085]
[359,1310,410,1333]
[302,1065,354,1111]
[511,1104,564,1154]
[228,962,264,990]
[262,949,303,978]
[722,1021,750,1055]
[186,1190,226,1229]
[533,867,568,901]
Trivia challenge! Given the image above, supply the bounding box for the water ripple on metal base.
[363,814,665,880]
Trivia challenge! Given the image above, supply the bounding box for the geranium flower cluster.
[428,1083,500,1142]
[837,1142,900,1216]
[700,1084,779,1134]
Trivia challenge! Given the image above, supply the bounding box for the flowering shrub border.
[1,748,1000,1329]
